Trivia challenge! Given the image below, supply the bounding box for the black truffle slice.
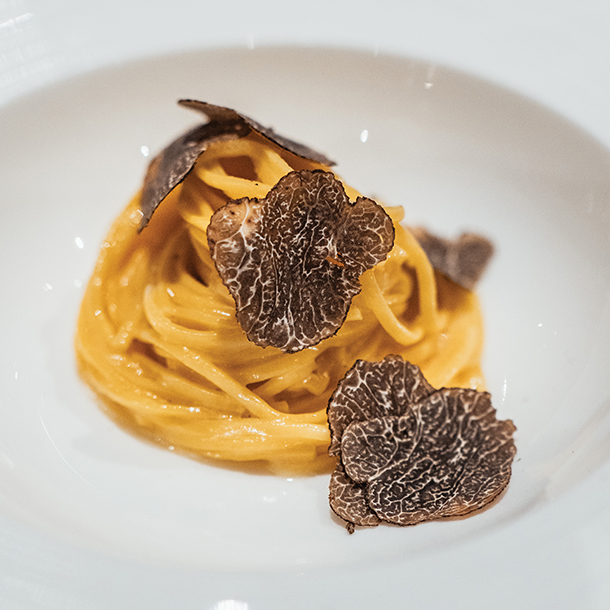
[411,227,494,290]
[327,356,434,457]
[179,100,336,167]
[207,170,395,353]
[327,356,516,532]
[340,388,516,527]
[139,100,335,230]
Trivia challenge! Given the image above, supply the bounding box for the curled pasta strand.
[360,269,424,345]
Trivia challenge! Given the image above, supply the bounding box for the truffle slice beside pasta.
[327,356,516,532]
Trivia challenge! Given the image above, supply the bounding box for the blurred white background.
[2,0,610,146]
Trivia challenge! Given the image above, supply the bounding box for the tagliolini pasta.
[75,130,486,474]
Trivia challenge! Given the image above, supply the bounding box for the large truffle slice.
[327,355,435,456]
[327,356,516,532]
[411,227,494,290]
[341,389,516,526]
[139,100,335,230]
[207,170,395,353]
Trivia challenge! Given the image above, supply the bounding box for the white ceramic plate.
[1,46,610,609]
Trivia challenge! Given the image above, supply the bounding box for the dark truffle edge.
[179,100,337,167]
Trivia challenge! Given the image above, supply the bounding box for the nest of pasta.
[75,102,489,474]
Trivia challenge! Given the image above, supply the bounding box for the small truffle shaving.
[411,228,494,290]
[207,169,395,353]
[139,100,335,230]
[328,356,516,532]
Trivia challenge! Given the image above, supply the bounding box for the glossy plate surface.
[1,47,609,609]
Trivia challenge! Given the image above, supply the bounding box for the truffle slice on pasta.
[411,228,494,290]
[327,356,516,532]
[139,100,334,230]
[207,169,395,353]
[178,100,336,167]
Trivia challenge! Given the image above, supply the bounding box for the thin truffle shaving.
[410,228,494,290]
[207,170,395,353]
[139,100,335,230]
[328,356,516,531]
